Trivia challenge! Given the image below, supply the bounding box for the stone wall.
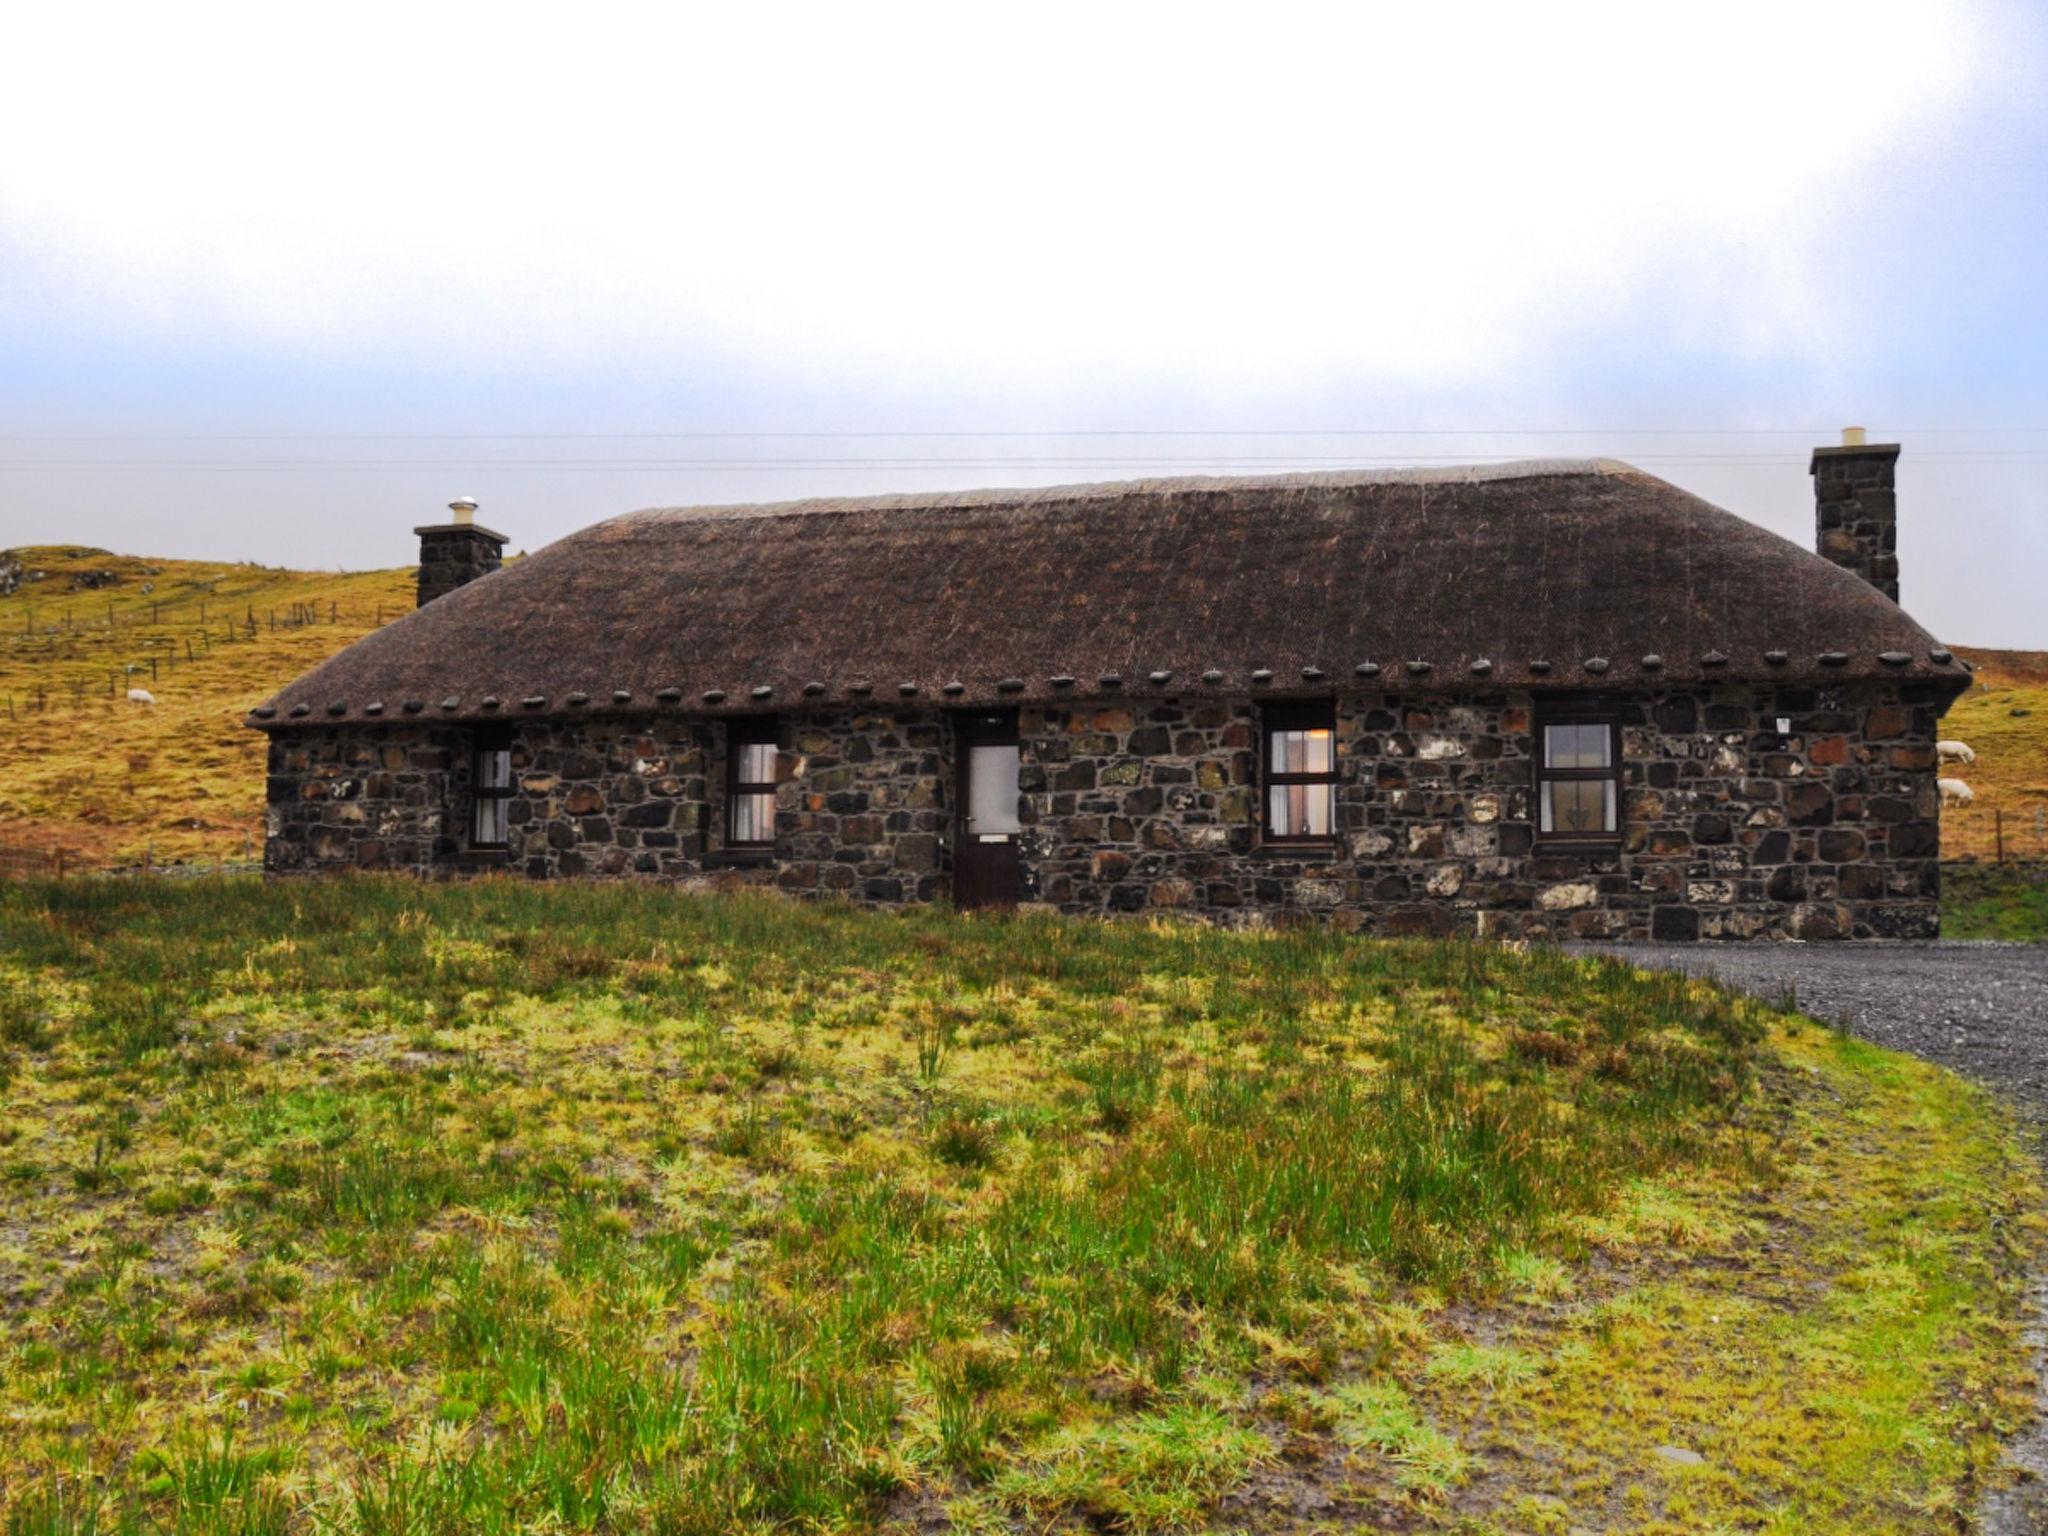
[266,709,953,901]
[263,680,1948,939]
[265,724,463,873]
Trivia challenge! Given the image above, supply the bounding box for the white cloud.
[0,1,1988,394]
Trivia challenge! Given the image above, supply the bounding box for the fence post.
[1995,806,2005,864]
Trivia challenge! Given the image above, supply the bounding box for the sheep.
[1937,739,1976,765]
[1938,778,1974,807]
[126,688,156,706]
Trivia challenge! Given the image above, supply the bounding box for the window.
[471,734,513,849]
[1262,703,1337,842]
[965,737,1022,835]
[726,717,779,847]
[1536,715,1620,841]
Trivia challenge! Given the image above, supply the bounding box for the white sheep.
[126,688,156,706]
[1938,778,1974,806]
[1937,739,1976,765]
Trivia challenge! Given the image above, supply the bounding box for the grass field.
[1945,648,2048,866]
[0,546,413,867]
[1944,863,2048,942]
[0,882,2038,1533]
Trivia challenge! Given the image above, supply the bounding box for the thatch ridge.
[613,459,1631,525]
[252,461,1963,728]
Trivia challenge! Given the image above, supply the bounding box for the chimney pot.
[448,497,479,526]
[1841,426,1867,447]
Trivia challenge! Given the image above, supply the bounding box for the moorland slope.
[0,546,412,865]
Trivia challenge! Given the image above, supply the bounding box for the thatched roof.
[251,460,1964,729]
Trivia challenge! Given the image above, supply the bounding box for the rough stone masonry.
[267,676,1947,939]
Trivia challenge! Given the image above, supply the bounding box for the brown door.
[954,711,1021,911]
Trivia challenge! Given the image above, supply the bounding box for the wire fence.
[0,841,263,881]
[2,598,379,717]
[1944,797,2048,865]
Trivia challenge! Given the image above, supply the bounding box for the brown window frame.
[725,715,779,849]
[1534,708,1622,846]
[470,729,514,851]
[1260,700,1339,846]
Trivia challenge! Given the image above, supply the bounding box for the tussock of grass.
[0,880,2036,1533]
[994,1407,1270,1529]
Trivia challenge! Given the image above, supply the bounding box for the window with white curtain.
[1262,703,1337,842]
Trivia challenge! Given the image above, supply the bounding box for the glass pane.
[1267,782,1334,838]
[735,741,777,783]
[1542,779,1614,835]
[477,748,511,789]
[729,790,776,843]
[1544,724,1610,770]
[474,795,507,845]
[1269,727,1333,775]
[967,745,1021,834]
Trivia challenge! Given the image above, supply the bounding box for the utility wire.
[2,426,2048,444]
[3,453,2048,472]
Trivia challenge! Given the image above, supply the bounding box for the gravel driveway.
[1581,940,2048,1534]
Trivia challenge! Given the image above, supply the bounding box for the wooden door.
[954,711,1021,911]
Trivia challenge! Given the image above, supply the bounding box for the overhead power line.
[4,452,2047,474]
[1,426,2047,444]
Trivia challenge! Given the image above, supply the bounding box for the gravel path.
[1580,941,2048,1534]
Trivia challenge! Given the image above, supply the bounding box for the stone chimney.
[1809,429,1901,603]
[415,498,508,607]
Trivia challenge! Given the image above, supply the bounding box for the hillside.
[0,883,2037,1531]
[0,546,413,867]
[1945,647,2048,863]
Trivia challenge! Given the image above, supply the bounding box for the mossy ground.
[0,880,2038,1533]
[0,545,413,866]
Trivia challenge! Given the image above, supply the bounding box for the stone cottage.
[252,439,1966,938]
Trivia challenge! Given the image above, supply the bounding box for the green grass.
[0,879,2038,1533]
[1943,861,2048,940]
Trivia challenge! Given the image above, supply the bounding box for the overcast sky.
[2,1,2044,645]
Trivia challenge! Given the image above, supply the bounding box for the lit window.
[1263,704,1337,842]
[472,735,513,849]
[1536,718,1619,839]
[727,718,778,847]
